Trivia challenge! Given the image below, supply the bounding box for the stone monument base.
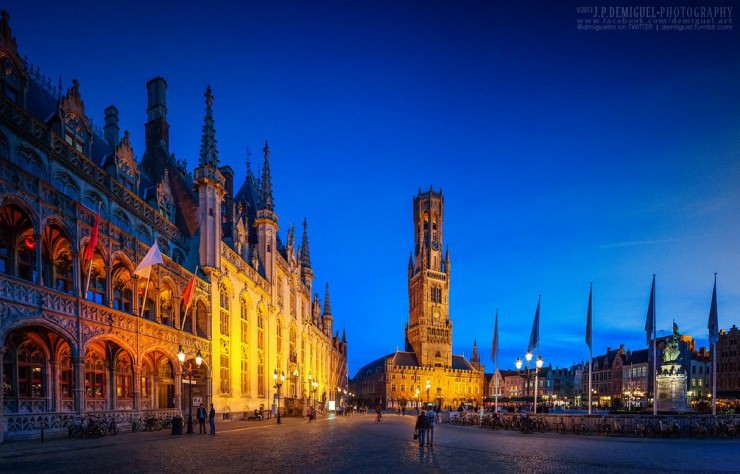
[656,369,689,412]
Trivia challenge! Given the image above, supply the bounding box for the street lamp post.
[425,379,431,407]
[273,369,285,424]
[515,352,544,414]
[177,346,203,434]
[312,380,318,412]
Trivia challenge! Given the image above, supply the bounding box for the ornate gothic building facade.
[0,11,347,442]
[351,189,484,410]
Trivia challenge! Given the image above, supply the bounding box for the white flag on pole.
[134,241,163,279]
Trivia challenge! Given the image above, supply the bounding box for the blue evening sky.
[6,0,739,375]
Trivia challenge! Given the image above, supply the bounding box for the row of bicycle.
[450,412,740,438]
[67,413,174,438]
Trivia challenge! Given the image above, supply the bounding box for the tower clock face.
[432,241,439,251]
[433,308,440,319]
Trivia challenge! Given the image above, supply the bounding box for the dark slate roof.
[353,353,393,379]
[234,174,260,246]
[627,349,649,364]
[391,351,419,367]
[25,76,56,123]
[452,355,474,371]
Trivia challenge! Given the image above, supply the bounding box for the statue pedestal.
[656,363,689,412]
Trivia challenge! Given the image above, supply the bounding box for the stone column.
[0,347,6,444]
[73,356,85,414]
[110,363,117,412]
[48,358,57,413]
[34,232,42,286]
[133,364,141,412]
[174,369,182,414]
[71,250,80,298]
[131,276,139,317]
[173,297,182,330]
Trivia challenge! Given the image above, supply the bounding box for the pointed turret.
[246,147,256,182]
[0,11,29,106]
[253,140,278,281]
[259,141,274,211]
[199,85,219,168]
[286,224,296,253]
[323,283,332,316]
[194,85,225,269]
[300,218,314,287]
[323,282,333,336]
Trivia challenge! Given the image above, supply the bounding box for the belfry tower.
[406,187,452,367]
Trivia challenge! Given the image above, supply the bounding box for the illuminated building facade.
[0,11,346,442]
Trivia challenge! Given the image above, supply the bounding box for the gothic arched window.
[85,350,106,399]
[17,342,45,398]
[41,222,73,294]
[0,203,36,281]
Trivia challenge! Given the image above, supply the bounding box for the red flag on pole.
[182,274,196,309]
[84,212,99,260]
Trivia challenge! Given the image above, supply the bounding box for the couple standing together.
[414,409,436,447]
[197,403,216,435]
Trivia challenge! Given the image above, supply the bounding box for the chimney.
[142,77,170,180]
[104,105,119,149]
[146,77,167,122]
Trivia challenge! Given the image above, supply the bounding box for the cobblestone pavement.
[0,413,738,473]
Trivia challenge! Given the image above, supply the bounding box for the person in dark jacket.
[415,409,428,447]
[208,403,216,435]
[197,403,207,434]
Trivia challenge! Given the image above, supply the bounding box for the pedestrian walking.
[197,403,207,434]
[426,407,436,446]
[208,403,216,435]
[415,409,428,447]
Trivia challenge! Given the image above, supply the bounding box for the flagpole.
[652,275,657,416]
[587,283,592,415]
[711,273,718,416]
[84,202,101,300]
[493,309,499,415]
[139,272,152,319]
[711,341,717,416]
[588,349,592,415]
[84,255,94,299]
[181,266,199,331]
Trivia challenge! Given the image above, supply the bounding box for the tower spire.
[301,218,312,268]
[259,140,274,211]
[246,147,255,181]
[199,85,218,167]
[323,282,332,316]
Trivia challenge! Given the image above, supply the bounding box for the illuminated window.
[116,354,133,398]
[240,357,249,394]
[85,351,106,399]
[17,343,45,398]
[220,354,230,394]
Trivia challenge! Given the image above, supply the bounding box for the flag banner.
[134,241,163,279]
[708,274,718,345]
[586,283,593,351]
[84,212,99,261]
[183,274,197,309]
[527,296,540,353]
[491,309,499,368]
[645,275,655,345]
